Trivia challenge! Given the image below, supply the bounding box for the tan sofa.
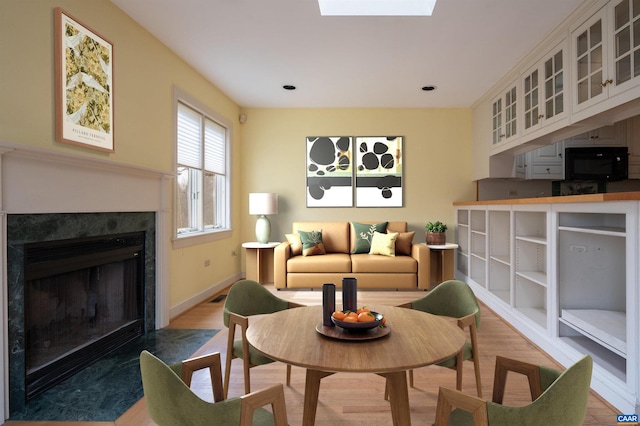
[274,221,430,290]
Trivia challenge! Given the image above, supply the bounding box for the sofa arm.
[411,243,430,290]
[274,242,291,289]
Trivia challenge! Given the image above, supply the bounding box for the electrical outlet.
[204,259,211,267]
[231,250,237,256]
[569,245,587,253]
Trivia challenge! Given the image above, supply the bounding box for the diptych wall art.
[306,137,353,207]
[355,136,403,207]
[306,136,403,208]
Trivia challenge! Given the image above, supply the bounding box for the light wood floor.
[4,284,619,426]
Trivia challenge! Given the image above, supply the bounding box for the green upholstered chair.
[139,350,288,426]
[434,354,593,426]
[401,279,483,397]
[223,279,304,398]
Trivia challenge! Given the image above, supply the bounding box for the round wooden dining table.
[245,304,465,426]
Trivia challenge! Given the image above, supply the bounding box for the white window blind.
[204,119,226,174]
[177,103,202,168]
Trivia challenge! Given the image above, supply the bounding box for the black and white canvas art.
[355,136,403,207]
[306,136,353,207]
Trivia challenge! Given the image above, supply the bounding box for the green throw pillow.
[352,222,388,254]
[298,230,326,256]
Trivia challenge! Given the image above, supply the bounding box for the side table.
[242,242,280,283]
[425,242,459,289]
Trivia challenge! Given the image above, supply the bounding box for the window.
[175,100,230,240]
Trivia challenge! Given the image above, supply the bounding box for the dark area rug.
[9,328,219,422]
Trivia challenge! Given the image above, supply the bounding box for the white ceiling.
[111,0,585,108]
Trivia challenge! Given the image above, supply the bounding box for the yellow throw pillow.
[369,231,398,257]
[395,231,415,256]
[285,233,302,256]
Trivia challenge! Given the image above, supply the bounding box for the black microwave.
[564,146,628,181]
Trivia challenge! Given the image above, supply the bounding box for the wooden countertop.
[454,191,640,206]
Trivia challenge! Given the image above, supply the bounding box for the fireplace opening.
[24,232,145,400]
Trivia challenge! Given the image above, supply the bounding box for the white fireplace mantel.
[0,140,173,420]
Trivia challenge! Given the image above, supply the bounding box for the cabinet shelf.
[470,252,486,261]
[515,235,547,245]
[560,309,626,357]
[515,270,547,287]
[489,254,510,266]
[517,307,547,329]
[558,225,625,236]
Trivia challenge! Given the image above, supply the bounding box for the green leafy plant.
[425,221,447,233]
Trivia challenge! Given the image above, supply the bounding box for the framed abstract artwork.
[355,136,403,207]
[306,136,353,207]
[54,8,115,152]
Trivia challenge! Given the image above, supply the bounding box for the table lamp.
[249,193,278,244]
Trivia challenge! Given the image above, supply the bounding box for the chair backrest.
[486,355,593,426]
[223,280,290,327]
[140,350,241,425]
[412,280,481,327]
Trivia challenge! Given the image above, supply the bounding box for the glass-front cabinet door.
[572,8,609,112]
[608,0,640,96]
[522,39,567,135]
[491,81,518,148]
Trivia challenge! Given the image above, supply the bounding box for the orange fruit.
[380,315,387,325]
[356,306,370,314]
[332,311,346,320]
[345,311,358,320]
[357,311,375,322]
[342,315,358,322]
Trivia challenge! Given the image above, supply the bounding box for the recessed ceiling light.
[318,0,437,16]
[422,85,436,91]
[283,85,296,90]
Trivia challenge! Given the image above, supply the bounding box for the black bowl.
[331,311,383,331]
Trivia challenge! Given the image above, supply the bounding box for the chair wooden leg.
[409,369,414,387]
[243,355,251,395]
[286,364,292,386]
[473,357,483,398]
[455,351,464,391]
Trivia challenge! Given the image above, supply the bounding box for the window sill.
[172,229,232,249]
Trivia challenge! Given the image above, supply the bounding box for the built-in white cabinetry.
[514,207,549,329]
[491,81,518,149]
[487,208,511,304]
[455,197,640,413]
[626,115,640,177]
[456,209,469,276]
[564,121,626,146]
[469,208,487,287]
[522,38,568,135]
[556,206,631,383]
[515,142,564,180]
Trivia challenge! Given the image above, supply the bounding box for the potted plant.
[425,221,447,245]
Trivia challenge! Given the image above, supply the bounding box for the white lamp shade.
[249,193,278,215]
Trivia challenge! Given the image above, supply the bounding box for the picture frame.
[55,8,114,152]
[306,136,353,207]
[355,136,403,207]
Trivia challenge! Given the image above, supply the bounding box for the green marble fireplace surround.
[6,212,156,414]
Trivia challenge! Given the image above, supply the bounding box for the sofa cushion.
[285,233,302,256]
[351,253,417,273]
[287,253,352,273]
[293,222,350,253]
[369,231,398,257]
[351,222,388,253]
[395,231,415,256]
[299,230,326,256]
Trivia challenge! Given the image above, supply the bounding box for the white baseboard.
[168,273,242,320]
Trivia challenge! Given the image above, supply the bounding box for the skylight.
[318,0,437,16]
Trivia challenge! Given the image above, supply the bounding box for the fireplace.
[24,232,145,400]
[6,212,156,413]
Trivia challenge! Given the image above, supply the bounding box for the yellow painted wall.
[1,0,476,311]
[0,0,243,309]
[239,108,475,243]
